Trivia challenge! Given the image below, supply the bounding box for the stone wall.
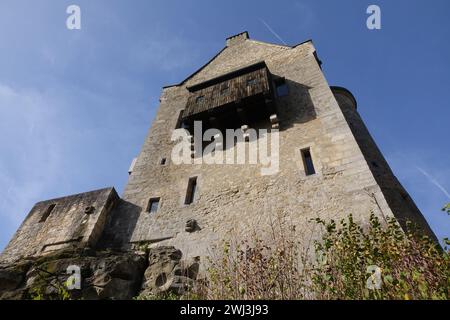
[0,188,119,264]
[332,87,437,241]
[1,33,436,269]
[115,34,434,261]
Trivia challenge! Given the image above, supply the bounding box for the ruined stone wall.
[112,36,413,259]
[0,188,119,264]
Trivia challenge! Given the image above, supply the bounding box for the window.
[180,121,188,129]
[40,204,56,223]
[275,78,288,97]
[301,148,316,176]
[175,110,185,129]
[246,78,257,86]
[184,177,198,205]
[160,158,167,165]
[147,198,160,213]
[196,95,205,103]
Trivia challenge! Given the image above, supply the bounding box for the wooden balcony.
[182,61,274,122]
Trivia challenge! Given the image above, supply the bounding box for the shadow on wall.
[197,79,316,157]
[334,88,439,244]
[276,79,316,130]
[96,199,141,249]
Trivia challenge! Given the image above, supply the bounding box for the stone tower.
[0,32,436,264]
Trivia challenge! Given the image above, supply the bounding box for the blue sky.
[0,0,449,250]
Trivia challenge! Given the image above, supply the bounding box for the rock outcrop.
[140,246,200,297]
[0,246,199,300]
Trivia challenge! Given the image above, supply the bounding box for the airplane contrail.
[416,166,450,200]
[259,19,288,45]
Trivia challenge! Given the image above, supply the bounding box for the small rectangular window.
[301,148,316,176]
[184,177,198,205]
[180,121,188,129]
[275,78,288,97]
[147,198,160,213]
[40,204,56,223]
[160,158,167,165]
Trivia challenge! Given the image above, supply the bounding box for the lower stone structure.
[0,188,119,264]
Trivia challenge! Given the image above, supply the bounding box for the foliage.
[440,204,450,251]
[134,291,181,300]
[442,203,450,215]
[30,286,71,301]
[311,214,448,300]
[27,265,73,300]
[135,289,204,300]
[198,213,449,300]
[199,215,311,299]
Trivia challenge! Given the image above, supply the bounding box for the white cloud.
[293,1,316,29]
[129,36,201,72]
[0,83,65,224]
[0,84,17,98]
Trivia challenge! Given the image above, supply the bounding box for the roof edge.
[163,46,227,89]
[34,187,117,205]
[162,37,314,90]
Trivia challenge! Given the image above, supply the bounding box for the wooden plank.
[184,66,272,118]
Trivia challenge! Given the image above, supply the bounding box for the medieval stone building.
[0,32,436,266]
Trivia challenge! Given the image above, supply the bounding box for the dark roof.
[187,61,267,92]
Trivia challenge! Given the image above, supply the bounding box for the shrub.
[203,214,311,299]
[311,214,448,300]
[198,213,449,300]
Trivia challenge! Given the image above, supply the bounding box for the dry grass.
[191,212,449,300]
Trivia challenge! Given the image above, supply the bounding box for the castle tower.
[0,32,436,264]
[99,32,436,256]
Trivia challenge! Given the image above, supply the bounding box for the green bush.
[311,214,448,300]
[199,212,449,300]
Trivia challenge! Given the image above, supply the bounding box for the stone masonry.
[1,188,118,264]
[0,32,437,268]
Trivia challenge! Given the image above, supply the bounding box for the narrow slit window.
[175,110,189,130]
[40,204,56,223]
[301,148,316,176]
[180,121,188,129]
[275,78,288,97]
[175,110,184,129]
[185,177,198,205]
[147,198,160,214]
